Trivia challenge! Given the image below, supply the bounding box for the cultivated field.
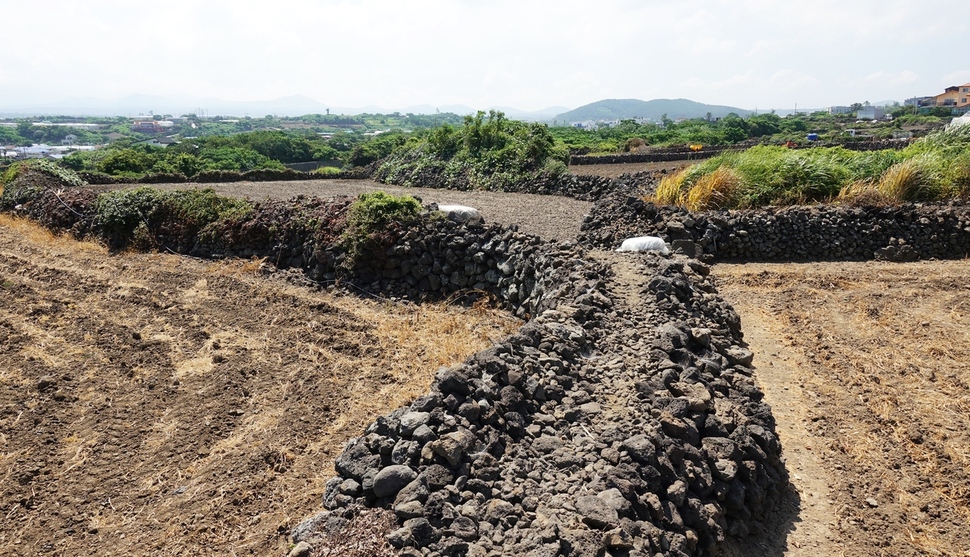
[717,261,970,557]
[0,215,519,556]
[3,165,970,556]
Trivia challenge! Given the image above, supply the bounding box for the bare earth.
[0,216,519,556]
[145,179,593,244]
[5,166,970,556]
[716,260,970,557]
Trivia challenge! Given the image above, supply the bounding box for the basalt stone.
[334,438,381,482]
[576,495,619,529]
[373,465,418,498]
[437,367,474,396]
[400,412,432,437]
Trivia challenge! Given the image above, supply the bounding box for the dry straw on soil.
[0,215,521,556]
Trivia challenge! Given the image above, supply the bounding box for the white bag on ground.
[437,204,484,225]
[616,236,670,254]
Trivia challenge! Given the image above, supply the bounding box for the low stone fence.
[570,147,733,166]
[579,189,970,262]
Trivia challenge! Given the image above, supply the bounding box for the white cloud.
[942,71,970,87]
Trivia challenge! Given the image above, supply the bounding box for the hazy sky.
[2,0,968,111]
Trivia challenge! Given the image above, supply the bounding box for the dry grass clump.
[652,169,689,206]
[0,213,104,252]
[876,157,934,202]
[683,166,740,211]
[650,165,740,211]
[837,180,894,207]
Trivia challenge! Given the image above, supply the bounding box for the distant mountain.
[554,98,751,122]
[490,105,570,122]
[0,95,571,120]
[0,94,332,118]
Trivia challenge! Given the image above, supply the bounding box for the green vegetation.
[340,191,422,266]
[653,125,970,209]
[93,187,252,249]
[548,109,927,154]
[376,110,568,190]
[2,158,87,188]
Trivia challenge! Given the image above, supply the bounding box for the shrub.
[138,172,189,184]
[0,160,88,209]
[240,168,306,181]
[314,166,343,176]
[93,187,252,249]
[375,111,569,192]
[2,159,87,188]
[340,191,422,269]
[193,170,245,183]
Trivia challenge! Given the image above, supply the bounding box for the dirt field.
[716,260,970,557]
[5,161,970,556]
[0,215,519,556]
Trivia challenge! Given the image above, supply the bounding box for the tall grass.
[652,125,970,209]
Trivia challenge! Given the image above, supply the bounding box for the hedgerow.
[339,191,422,269]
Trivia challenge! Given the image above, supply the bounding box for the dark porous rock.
[333,438,381,482]
[399,411,432,436]
[422,464,455,490]
[394,476,430,507]
[373,465,418,498]
[532,435,563,454]
[576,494,620,529]
[449,515,480,541]
[437,366,473,396]
[404,517,439,546]
[292,218,791,557]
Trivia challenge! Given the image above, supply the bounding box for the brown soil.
[142,180,593,244]
[0,215,520,556]
[7,160,970,556]
[716,260,970,557]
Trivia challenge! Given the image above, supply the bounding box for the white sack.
[437,204,484,225]
[616,236,670,254]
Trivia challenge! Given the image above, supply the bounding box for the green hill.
[555,98,751,123]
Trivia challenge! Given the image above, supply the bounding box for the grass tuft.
[684,166,741,211]
[876,157,935,202]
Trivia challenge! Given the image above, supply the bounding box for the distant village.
[2,82,969,160]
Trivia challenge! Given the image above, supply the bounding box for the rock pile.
[579,191,970,262]
[292,251,787,557]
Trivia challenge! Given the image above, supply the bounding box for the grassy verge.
[651,125,970,209]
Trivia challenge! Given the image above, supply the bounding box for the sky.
[2,0,968,113]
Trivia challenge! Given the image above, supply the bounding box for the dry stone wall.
[579,189,970,262]
[294,251,787,557]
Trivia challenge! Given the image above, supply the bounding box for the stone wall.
[570,148,731,166]
[579,189,970,262]
[293,251,787,557]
